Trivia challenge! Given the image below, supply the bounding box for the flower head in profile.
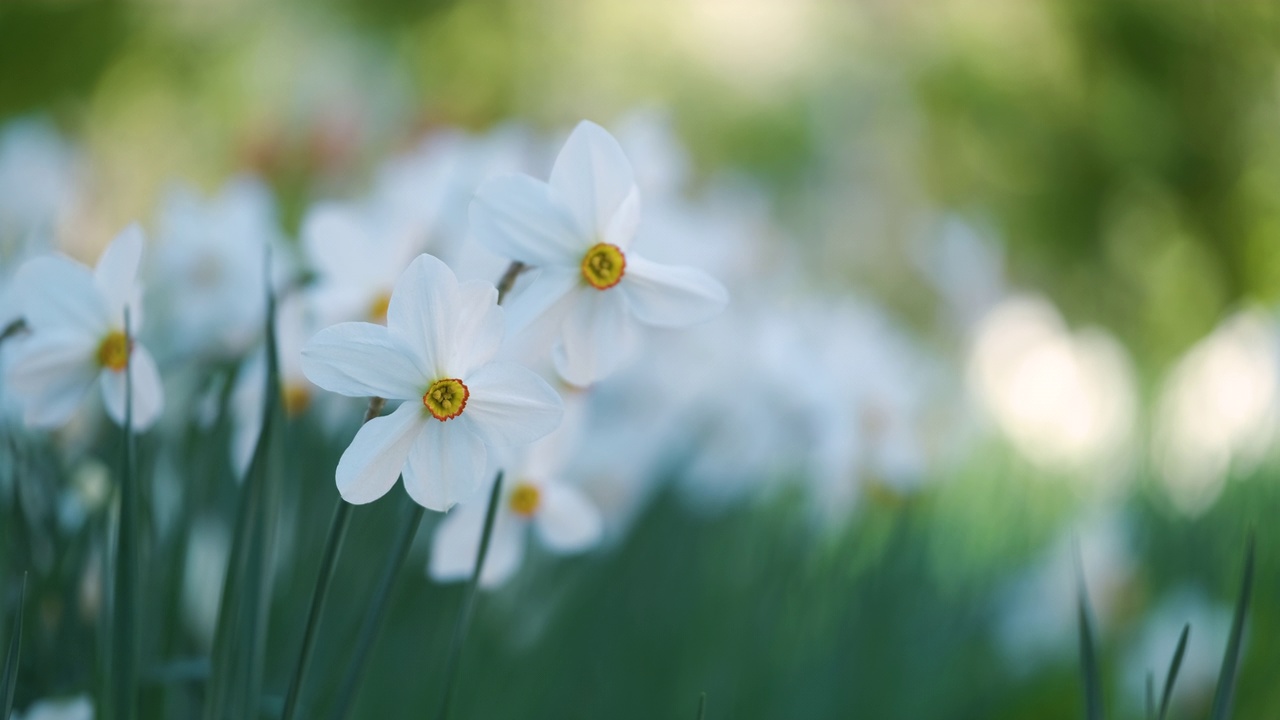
[301,253,564,510]
[5,224,164,430]
[471,120,728,385]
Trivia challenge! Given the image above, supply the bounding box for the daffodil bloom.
[300,253,564,510]
[429,472,603,588]
[471,120,728,385]
[301,202,424,325]
[5,224,164,430]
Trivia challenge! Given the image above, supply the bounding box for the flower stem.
[435,471,505,720]
[280,397,384,720]
[327,497,426,720]
[111,309,139,720]
[495,261,526,305]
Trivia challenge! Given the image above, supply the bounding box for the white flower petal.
[385,254,460,379]
[427,500,488,582]
[500,267,580,336]
[449,280,504,377]
[549,121,641,247]
[93,223,145,328]
[461,362,563,447]
[300,322,423,400]
[620,254,728,327]
[302,203,378,286]
[335,401,425,504]
[14,256,108,335]
[6,331,98,428]
[401,419,487,511]
[535,483,603,553]
[428,500,525,588]
[470,174,585,267]
[553,288,637,385]
[100,344,164,430]
[602,187,641,250]
[478,517,526,588]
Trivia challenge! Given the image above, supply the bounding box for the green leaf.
[110,309,139,720]
[280,500,352,720]
[1210,532,1255,720]
[1145,673,1154,720]
[283,398,382,720]
[1076,545,1104,720]
[1,573,27,720]
[436,471,504,720]
[329,497,426,720]
[204,258,284,720]
[1157,623,1189,720]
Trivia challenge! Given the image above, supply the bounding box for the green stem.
[280,398,383,720]
[328,498,426,720]
[112,309,139,720]
[280,500,352,720]
[435,472,505,720]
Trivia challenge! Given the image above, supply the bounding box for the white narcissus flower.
[302,202,424,326]
[429,472,603,589]
[301,253,564,510]
[471,120,729,385]
[5,225,164,430]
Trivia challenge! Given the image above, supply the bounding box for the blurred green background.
[3,0,1280,718]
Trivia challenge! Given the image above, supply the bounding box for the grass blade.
[1210,532,1255,720]
[1075,544,1104,720]
[1,573,27,720]
[204,259,284,720]
[1156,623,1189,720]
[280,500,352,720]
[110,309,139,720]
[282,398,384,720]
[1145,673,1154,720]
[436,471,504,720]
[696,692,706,720]
[328,498,426,720]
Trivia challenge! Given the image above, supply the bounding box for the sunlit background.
[2,0,1279,718]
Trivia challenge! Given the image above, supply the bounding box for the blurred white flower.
[229,293,323,476]
[1122,589,1233,715]
[471,120,728,385]
[302,202,420,325]
[1152,310,1280,515]
[429,408,602,588]
[968,295,1136,477]
[13,695,93,720]
[148,176,288,360]
[5,224,164,430]
[996,513,1136,670]
[301,254,563,510]
[0,116,83,243]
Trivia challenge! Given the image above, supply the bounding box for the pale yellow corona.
[97,331,131,372]
[368,291,392,323]
[283,384,312,416]
[508,482,542,517]
[581,243,626,290]
[422,378,469,421]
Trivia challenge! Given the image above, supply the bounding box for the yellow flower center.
[508,482,542,517]
[283,383,311,417]
[368,291,392,324]
[422,378,469,421]
[581,242,626,290]
[97,331,131,372]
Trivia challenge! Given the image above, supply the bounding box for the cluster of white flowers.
[0,112,964,593]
